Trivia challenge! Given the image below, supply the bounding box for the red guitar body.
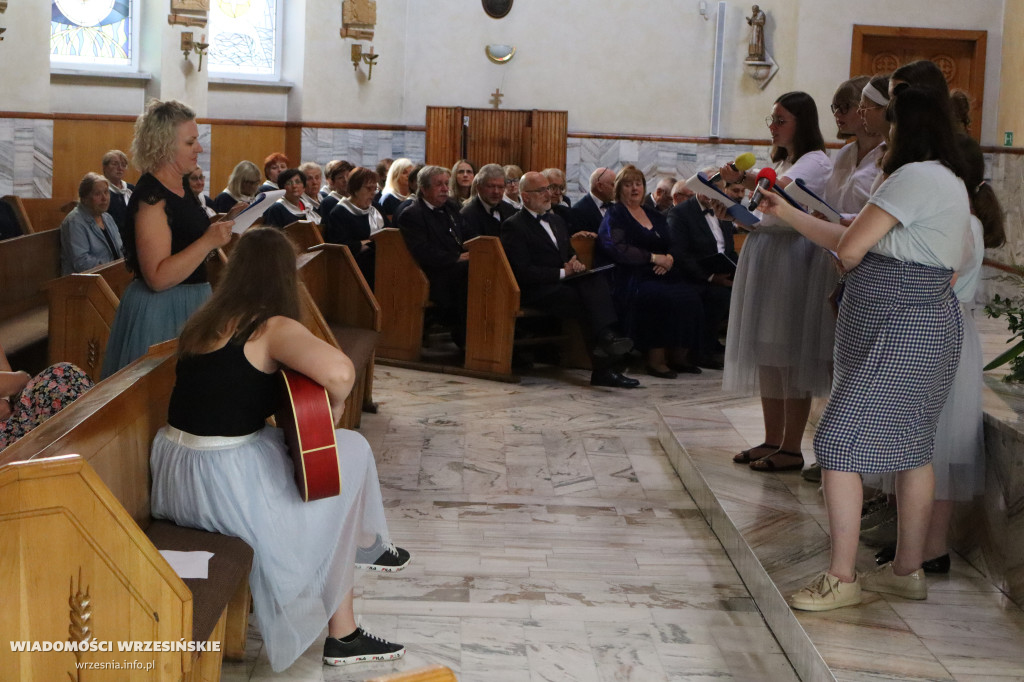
[277,368,342,502]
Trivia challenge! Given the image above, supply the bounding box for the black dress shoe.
[590,369,640,388]
[668,363,702,374]
[695,357,724,370]
[874,545,951,574]
[646,366,678,379]
[594,330,634,359]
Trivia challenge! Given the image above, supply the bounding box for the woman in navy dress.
[324,167,383,288]
[598,165,704,378]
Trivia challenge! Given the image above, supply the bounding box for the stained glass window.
[50,0,137,70]
[208,0,281,78]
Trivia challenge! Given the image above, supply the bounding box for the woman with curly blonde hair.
[102,99,238,377]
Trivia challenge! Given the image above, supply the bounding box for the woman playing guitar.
[149,227,409,672]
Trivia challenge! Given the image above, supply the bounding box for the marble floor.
[219,321,1024,681]
[221,362,801,682]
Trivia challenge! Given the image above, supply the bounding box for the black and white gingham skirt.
[814,252,963,473]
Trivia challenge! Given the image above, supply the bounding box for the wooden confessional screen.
[851,26,987,140]
[425,106,568,171]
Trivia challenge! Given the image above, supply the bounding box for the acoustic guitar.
[276,368,342,502]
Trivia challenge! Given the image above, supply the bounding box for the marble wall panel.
[0,119,53,199]
[300,127,427,170]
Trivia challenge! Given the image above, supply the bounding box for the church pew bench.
[0,342,253,681]
[0,228,61,369]
[366,665,458,682]
[371,228,432,363]
[297,244,380,428]
[570,233,596,269]
[464,236,589,380]
[284,219,325,251]
[2,194,35,234]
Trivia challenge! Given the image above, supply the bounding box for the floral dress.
[0,363,93,451]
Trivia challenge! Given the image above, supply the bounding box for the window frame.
[206,0,285,82]
[49,0,142,74]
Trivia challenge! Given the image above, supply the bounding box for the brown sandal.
[733,443,781,464]
[749,450,804,472]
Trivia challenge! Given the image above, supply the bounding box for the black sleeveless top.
[122,172,210,285]
[168,341,279,436]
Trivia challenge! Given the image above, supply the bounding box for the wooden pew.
[285,219,324,251]
[366,665,458,682]
[0,228,61,369]
[2,194,35,234]
[371,228,431,363]
[297,244,380,428]
[0,342,253,681]
[570,233,596,269]
[463,236,590,380]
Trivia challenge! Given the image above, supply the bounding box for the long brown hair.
[770,91,826,163]
[178,228,300,356]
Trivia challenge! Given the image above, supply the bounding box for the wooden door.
[851,26,986,139]
[425,107,567,171]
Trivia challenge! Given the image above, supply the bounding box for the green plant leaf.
[983,339,1024,371]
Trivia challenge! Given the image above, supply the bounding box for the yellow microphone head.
[735,152,757,172]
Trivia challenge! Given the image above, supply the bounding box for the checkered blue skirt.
[814,252,963,473]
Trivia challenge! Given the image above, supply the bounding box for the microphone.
[708,152,757,184]
[747,167,777,211]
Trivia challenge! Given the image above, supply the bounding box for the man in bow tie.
[570,166,615,237]
[501,172,639,388]
[398,165,479,346]
[666,175,745,368]
[460,164,517,237]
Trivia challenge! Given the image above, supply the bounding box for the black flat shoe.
[646,366,678,379]
[874,546,950,574]
[695,357,724,370]
[590,369,640,388]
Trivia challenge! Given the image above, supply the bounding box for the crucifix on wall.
[490,88,504,109]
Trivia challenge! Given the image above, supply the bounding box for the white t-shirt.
[756,150,833,233]
[868,160,970,270]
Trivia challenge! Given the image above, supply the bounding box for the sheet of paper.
[231,190,286,233]
[786,179,842,223]
[159,550,214,579]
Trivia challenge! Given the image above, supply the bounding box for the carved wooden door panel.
[852,26,986,140]
[425,107,567,171]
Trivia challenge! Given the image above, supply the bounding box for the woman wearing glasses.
[824,76,887,223]
[718,91,835,473]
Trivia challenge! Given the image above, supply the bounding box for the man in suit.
[101,150,134,232]
[671,179,696,206]
[501,172,640,389]
[569,167,615,236]
[666,180,744,368]
[643,176,676,214]
[542,168,577,234]
[460,164,516,236]
[397,165,478,346]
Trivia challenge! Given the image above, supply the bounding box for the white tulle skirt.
[723,229,838,399]
[150,425,391,672]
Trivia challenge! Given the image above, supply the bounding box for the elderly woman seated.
[325,167,383,288]
[598,164,706,378]
[59,171,124,274]
[213,160,261,214]
[262,168,320,228]
[1,340,92,452]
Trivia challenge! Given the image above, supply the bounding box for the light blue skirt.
[150,425,391,672]
[101,280,212,378]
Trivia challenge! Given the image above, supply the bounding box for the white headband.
[862,82,889,107]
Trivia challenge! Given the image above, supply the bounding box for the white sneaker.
[789,571,862,611]
[861,562,927,600]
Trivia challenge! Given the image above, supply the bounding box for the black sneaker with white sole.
[322,628,405,666]
[356,543,411,573]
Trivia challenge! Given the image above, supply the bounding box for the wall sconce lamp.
[484,44,515,64]
[180,31,210,71]
[351,43,379,80]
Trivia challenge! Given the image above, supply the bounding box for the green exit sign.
[1005,132,1014,147]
